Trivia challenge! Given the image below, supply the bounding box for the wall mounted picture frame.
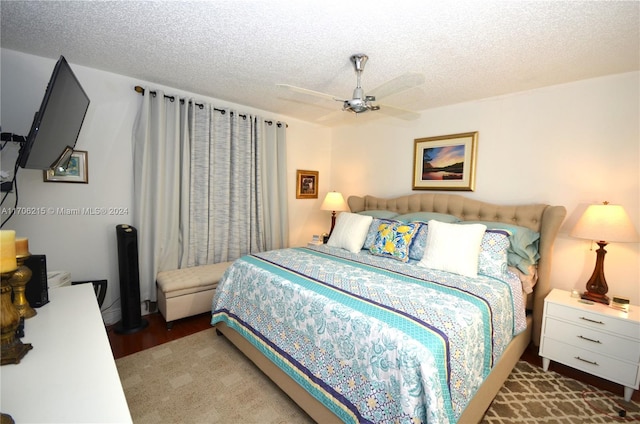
[296,169,318,199]
[43,150,89,184]
[412,132,478,191]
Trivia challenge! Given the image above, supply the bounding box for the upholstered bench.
[156,261,233,329]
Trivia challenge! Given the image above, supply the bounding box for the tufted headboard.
[348,193,567,346]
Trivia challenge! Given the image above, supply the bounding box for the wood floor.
[107,312,639,403]
[106,312,211,360]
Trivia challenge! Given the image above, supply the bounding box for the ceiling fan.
[277,54,424,121]
[339,54,379,113]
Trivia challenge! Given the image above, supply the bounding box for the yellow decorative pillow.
[369,221,419,262]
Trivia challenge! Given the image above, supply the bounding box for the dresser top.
[546,288,640,323]
[0,284,132,423]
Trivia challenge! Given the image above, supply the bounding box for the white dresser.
[0,284,132,423]
[539,288,640,401]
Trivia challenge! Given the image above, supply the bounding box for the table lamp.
[320,191,349,235]
[570,202,639,304]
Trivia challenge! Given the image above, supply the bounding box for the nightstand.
[539,288,640,401]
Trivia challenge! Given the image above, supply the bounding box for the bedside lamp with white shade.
[320,191,349,236]
[570,202,639,305]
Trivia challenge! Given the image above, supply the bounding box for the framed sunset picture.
[412,132,478,191]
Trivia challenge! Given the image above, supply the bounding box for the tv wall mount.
[1,132,26,144]
[0,132,26,193]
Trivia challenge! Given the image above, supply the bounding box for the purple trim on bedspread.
[216,309,373,423]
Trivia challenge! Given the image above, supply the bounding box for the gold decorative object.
[9,252,36,319]
[1,269,33,365]
[1,412,15,424]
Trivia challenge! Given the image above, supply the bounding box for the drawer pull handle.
[577,335,602,344]
[579,316,604,325]
[575,356,599,366]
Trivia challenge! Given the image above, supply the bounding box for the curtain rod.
[133,86,286,127]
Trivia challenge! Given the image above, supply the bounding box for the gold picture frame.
[412,132,478,191]
[296,169,318,199]
[43,150,89,184]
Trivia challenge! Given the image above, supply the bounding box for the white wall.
[286,123,334,244]
[330,72,640,304]
[1,49,331,324]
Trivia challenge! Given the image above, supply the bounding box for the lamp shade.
[320,192,349,212]
[570,203,639,243]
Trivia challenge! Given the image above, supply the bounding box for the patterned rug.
[115,328,640,423]
[481,361,639,424]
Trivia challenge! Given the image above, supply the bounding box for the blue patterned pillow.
[370,221,419,262]
[478,230,510,279]
[462,221,540,274]
[408,222,429,260]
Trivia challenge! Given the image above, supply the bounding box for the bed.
[212,193,566,423]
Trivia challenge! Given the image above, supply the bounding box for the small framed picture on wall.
[43,150,89,184]
[296,169,318,199]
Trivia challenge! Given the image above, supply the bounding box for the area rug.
[116,328,640,423]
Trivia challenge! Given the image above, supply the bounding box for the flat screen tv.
[18,56,90,170]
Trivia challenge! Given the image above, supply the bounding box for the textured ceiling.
[1,1,638,126]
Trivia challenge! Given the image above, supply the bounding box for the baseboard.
[101,307,121,326]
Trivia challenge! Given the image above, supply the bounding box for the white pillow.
[417,220,487,277]
[326,212,373,253]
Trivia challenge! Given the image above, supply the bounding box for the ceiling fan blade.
[368,73,425,100]
[316,110,348,124]
[377,103,421,121]
[278,96,338,113]
[276,84,341,102]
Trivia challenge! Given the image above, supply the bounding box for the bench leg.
[166,321,174,330]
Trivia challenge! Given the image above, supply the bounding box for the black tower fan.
[115,224,148,334]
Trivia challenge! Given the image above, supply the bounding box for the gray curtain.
[132,89,288,302]
[132,90,189,302]
[261,120,289,250]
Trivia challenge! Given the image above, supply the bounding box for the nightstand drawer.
[545,317,640,363]
[546,302,640,339]
[542,338,640,389]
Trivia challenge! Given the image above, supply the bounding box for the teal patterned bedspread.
[211,246,526,423]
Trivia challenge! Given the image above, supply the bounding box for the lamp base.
[1,338,33,366]
[1,271,33,365]
[580,241,610,306]
[581,291,610,305]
